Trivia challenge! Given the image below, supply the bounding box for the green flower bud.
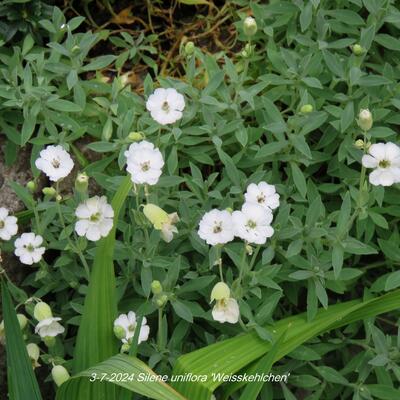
[51,365,70,387]
[243,16,257,37]
[113,325,126,340]
[155,295,168,308]
[352,44,364,56]
[128,131,144,142]
[225,207,233,213]
[121,343,130,353]
[184,41,195,56]
[151,280,163,295]
[71,45,80,53]
[75,172,89,194]
[43,336,56,348]
[26,181,36,192]
[354,139,365,149]
[17,314,28,330]
[26,343,40,368]
[210,282,230,302]
[357,109,373,131]
[42,187,56,197]
[34,302,53,321]
[300,104,314,113]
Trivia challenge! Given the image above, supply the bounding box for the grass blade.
[238,327,288,400]
[1,278,42,400]
[57,354,187,400]
[172,289,400,399]
[71,176,132,399]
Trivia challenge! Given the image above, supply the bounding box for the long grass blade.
[172,289,400,399]
[71,176,132,399]
[57,354,187,400]
[1,278,43,400]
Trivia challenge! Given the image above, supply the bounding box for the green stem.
[55,185,90,279]
[157,307,165,350]
[237,243,247,288]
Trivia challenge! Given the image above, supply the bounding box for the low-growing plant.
[1,1,400,399]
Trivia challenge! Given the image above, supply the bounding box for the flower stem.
[157,307,165,350]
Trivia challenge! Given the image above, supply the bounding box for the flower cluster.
[198,181,279,246]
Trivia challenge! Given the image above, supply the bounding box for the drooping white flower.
[35,317,65,338]
[143,204,179,243]
[232,203,274,245]
[198,209,234,246]
[210,282,239,324]
[75,196,114,241]
[14,233,45,265]
[362,142,400,186]
[0,207,18,241]
[244,182,280,211]
[124,140,164,185]
[113,311,150,344]
[146,88,185,125]
[35,145,74,182]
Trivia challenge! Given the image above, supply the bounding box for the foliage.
[1,1,400,399]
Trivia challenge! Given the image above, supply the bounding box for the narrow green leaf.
[1,279,42,400]
[58,354,186,400]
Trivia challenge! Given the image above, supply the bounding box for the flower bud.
[17,314,28,330]
[225,207,233,213]
[51,365,70,387]
[113,325,126,340]
[26,181,36,192]
[128,131,144,142]
[354,139,365,149]
[352,44,364,56]
[151,280,163,295]
[155,295,168,308]
[75,172,89,194]
[34,302,53,321]
[210,282,230,302]
[43,336,56,348]
[42,187,56,197]
[245,244,253,256]
[300,104,313,113]
[71,45,80,53]
[121,343,130,353]
[357,109,373,131]
[184,41,195,56]
[243,16,257,37]
[26,343,40,368]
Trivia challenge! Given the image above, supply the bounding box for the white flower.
[362,142,400,186]
[244,182,280,211]
[0,207,18,241]
[146,88,185,125]
[124,140,164,185]
[35,145,74,182]
[198,209,234,246]
[35,317,65,338]
[75,196,114,241]
[212,298,240,324]
[143,204,179,243]
[232,203,274,245]
[14,233,45,265]
[114,311,150,344]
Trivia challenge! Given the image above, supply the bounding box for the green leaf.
[171,301,193,323]
[238,328,288,400]
[72,176,132,399]
[385,271,400,291]
[82,55,116,71]
[47,99,82,112]
[290,162,307,198]
[57,354,186,400]
[1,279,42,400]
[172,289,400,399]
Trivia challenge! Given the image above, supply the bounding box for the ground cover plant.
[1,0,400,399]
